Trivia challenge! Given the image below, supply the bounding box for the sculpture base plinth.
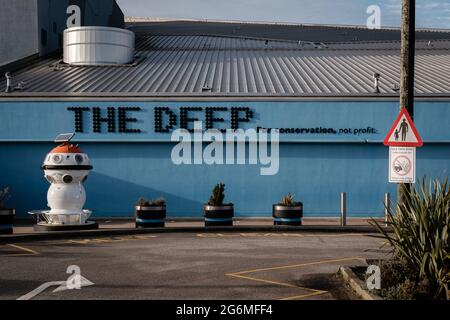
[34,221,98,232]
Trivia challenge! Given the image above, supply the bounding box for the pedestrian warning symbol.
[384,108,423,147]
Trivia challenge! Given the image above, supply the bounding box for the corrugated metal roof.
[1,34,450,97]
[136,35,450,51]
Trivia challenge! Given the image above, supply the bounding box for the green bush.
[137,197,166,207]
[382,279,416,300]
[373,177,450,299]
[371,259,430,299]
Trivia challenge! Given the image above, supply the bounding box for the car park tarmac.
[0,232,389,300]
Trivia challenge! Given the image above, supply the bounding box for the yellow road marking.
[132,235,157,240]
[2,235,159,247]
[231,257,366,275]
[197,233,366,238]
[65,235,157,245]
[311,233,365,238]
[227,272,322,300]
[280,291,328,300]
[227,257,365,300]
[227,273,298,288]
[67,239,93,244]
[196,233,240,238]
[0,244,39,257]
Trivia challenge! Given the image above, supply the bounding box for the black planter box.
[135,205,166,228]
[204,204,234,227]
[272,204,303,226]
[0,208,15,235]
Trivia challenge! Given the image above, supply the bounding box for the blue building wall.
[0,100,449,218]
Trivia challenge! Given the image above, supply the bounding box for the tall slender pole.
[384,193,390,227]
[398,0,415,205]
[340,192,347,226]
[400,0,415,116]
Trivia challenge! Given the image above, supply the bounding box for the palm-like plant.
[372,177,450,299]
[208,183,225,206]
[280,193,301,207]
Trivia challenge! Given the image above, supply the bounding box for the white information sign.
[389,147,416,183]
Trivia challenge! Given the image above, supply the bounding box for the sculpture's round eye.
[75,154,83,164]
[63,175,73,184]
[52,154,62,163]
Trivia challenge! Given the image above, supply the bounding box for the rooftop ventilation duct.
[373,72,381,93]
[63,27,135,66]
[4,72,12,93]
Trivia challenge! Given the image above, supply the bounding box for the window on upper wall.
[41,29,48,46]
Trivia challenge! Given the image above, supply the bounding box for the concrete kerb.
[0,225,390,243]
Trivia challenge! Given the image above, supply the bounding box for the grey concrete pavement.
[11,218,384,234]
[0,232,390,300]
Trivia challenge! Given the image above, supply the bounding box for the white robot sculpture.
[31,133,97,230]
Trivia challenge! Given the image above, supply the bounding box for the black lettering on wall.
[68,107,90,133]
[231,107,253,130]
[154,107,177,133]
[180,107,203,132]
[93,107,115,133]
[205,107,228,132]
[118,107,142,133]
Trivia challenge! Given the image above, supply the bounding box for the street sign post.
[384,108,422,184]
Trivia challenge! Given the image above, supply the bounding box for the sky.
[116,0,450,29]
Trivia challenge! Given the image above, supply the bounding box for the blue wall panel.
[0,100,401,142]
[0,100,449,218]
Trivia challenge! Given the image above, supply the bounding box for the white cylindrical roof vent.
[63,26,135,66]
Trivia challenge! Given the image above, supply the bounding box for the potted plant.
[135,197,166,228]
[204,183,234,227]
[273,193,303,226]
[0,187,15,235]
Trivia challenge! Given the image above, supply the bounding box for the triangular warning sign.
[384,108,423,147]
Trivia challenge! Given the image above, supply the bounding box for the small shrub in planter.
[135,197,166,228]
[204,183,234,227]
[0,187,15,235]
[273,193,303,226]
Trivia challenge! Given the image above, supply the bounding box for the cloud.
[117,0,450,29]
[381,0,450,28]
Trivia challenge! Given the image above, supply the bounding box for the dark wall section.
[69,0,124,28]
[38,0,124,56]
[109,1,125,28]
[38,0,68,56]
